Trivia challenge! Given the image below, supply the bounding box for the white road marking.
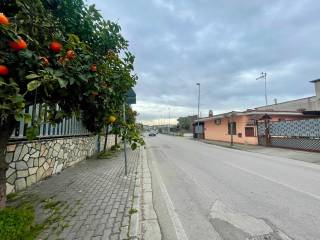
[277,230,293,240]
[224,161,320,201]
[210,200,273,236]
[149,150,189,240]
[210,201,292,240]
[157,171,189,240]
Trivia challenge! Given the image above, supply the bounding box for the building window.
[245,127,255,137]
[214,119,221,125]
[228,122,236,135]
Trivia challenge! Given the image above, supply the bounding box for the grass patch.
[110,144,121,151]
[97,150,114,159]
[97,147,120,159]
[129,208,138,215]
[4,193,70,239]
[0,204,43,240]
[42,198,62,210]
[6,192,19,201]
[8,193,41,208]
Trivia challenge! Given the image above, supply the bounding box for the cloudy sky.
[88,0,320,125]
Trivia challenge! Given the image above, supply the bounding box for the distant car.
[149,131,156,136]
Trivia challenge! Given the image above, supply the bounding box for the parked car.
[149,131,156,136]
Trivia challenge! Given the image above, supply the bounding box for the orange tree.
[121,106,145,150]
[107,103,144,150]
[0,0,141,207]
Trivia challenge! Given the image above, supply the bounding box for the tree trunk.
[115,134,118,146]
[0,117,16,208]
[103,124,109,152]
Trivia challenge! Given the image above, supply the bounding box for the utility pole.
[196,83,200,139]
[167,108,170,134]
[256,72,268,105]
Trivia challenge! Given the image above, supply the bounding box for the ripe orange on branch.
[90,64,97,72]
[50,41,62,53]
[39,57,49,66]
[109,115,116,123]
[66,50,76,60]
[0,65,9,76]
[0,13,9,25]
[9,38,27,51]
[58,57,66,65]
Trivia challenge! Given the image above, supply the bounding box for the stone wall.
[99,134,116,151]
[5,136,98,194]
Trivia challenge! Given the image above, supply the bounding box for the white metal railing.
[10,104,90,140]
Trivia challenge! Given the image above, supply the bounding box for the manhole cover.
[247,233,276,240]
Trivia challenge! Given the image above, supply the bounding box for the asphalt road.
[146,134,320,240]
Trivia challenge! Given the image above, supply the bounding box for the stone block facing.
[5,135,106,194]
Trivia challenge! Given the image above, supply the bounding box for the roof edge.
[193,110,304,122]
[310,79,320,83]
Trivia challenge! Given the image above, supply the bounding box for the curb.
[129,147,161,240]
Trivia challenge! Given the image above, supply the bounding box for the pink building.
[193,110,311,145]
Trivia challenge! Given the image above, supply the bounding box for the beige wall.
[204,115,306,145]
[255,96,320,111]
[204,116,258,145]
[314,81,320,99]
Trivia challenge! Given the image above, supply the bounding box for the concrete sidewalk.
[130,147,161,240]
[8,147,160,240]
[200,139,320,164]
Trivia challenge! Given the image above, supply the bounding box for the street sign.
[126,88,136,104]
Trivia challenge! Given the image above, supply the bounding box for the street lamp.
[168,107,170,134]
[196,83,200,139]
[256,72,268,105]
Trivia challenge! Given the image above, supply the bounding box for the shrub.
[97,150,113,159]
[110,144,121,151]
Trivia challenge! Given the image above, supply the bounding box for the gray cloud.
[88,0,320,123]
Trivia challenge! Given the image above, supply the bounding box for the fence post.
[264,119,271,146]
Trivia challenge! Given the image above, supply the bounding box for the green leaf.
[131,142,137,150]
[55,70,64,77]
[57,78,68,88]
[26,74,41,80]
[24,113,32,123]
[19,49,33,59]
[14,112,24,121]
[11,95,24,103]
[55,111,64,120]
[27,80,41,91]
[26,126,39,140]
[69,77,75,85]
[78,75,87,82]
